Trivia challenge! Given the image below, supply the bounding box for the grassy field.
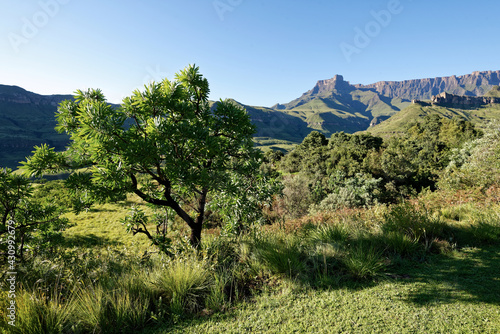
[2,185,500,333]
[158,244,500,333]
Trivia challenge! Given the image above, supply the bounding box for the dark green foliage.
[0,168,69,260]
[21,65,278,248]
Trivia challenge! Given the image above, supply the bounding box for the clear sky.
[1,0,499,107]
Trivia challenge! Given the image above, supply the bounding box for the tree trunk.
[190,222,202,248]
[190,188,208,248]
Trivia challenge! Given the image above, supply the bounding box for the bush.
[382,203,451,252]
[282,173,314,219]
[439,123,500,190]
[310,173,382,212]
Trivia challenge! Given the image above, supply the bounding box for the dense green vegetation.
[1,70,500,333]
[20,65,277,248]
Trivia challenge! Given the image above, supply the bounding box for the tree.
[21,65,267,248]
[0,168,68,260]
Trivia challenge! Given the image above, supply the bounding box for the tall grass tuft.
[252,235,307,277]
[467,209,500,244]
[382,203,451,250]
[75,272,154,333]
[4,288,75,334]
[381,231,422,258]
[342,242,385,279]
[154,254,212,316]
[307,223,351,245]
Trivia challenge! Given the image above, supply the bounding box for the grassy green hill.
[486,85,500,97]
[367,102,500,138]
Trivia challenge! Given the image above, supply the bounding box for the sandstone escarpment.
[356,70,500,100]
[431,92,500,107]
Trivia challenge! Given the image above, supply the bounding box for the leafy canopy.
[22,65,270,247]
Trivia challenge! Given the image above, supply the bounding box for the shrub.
[382,203,450,248]
[282,173,314,219]
[310,173,382,212]
[439,123,500,190]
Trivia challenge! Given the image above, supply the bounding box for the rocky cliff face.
[430,92,500,107]
[311,75,354,95]
[355,70,500,100]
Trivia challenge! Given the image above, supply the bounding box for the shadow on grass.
[401,245,500,306]
[59,233,123,249]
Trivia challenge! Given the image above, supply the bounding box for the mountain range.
[1,70,500,169]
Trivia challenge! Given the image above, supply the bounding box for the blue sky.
[1,0,499,107]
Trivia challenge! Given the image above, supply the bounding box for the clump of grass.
[307,223,351,245]
[4,288,75,334]
[381,231,421,258]
[205,269,231,311]
[251,235,307,277]
[382,203,452,252]
[342,242,386,280]
[75,277,153,334]
[154,254,212,316]
[467,209,500,244]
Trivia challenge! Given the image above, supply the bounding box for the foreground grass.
[150,246,500,333]
[2,190,499,333]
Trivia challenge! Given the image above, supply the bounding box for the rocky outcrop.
[431,92,500,107]
[278,70,500,111]
[311,75,354,94]
[356,70,500,100]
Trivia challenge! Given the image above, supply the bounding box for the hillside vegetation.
[2,103,500,332]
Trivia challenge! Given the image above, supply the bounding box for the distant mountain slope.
[271,70,500,143]
[0,85,72,169]
[273,74,411,136]
[357,70,500,100]
[2,70,500,168]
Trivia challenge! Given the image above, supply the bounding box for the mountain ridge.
[2,70,500,168]
[355,70,500,100]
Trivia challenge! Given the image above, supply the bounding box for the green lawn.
[148,246,500,333]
